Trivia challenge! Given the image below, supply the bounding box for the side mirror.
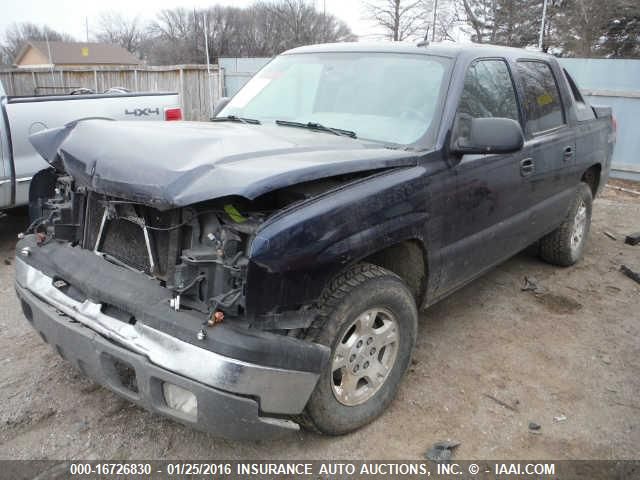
[451,117,524,155]
[212,97,230,118]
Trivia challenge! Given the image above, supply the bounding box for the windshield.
[219,52,450,146]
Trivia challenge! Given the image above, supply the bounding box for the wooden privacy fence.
[0,65,222,121]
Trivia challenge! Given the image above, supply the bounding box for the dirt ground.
[0,180,638,461]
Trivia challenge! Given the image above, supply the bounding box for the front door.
[437,58,530,295]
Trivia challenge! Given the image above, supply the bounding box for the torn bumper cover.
[14,236,329,439]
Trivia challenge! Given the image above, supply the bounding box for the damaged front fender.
[246,166,432,315]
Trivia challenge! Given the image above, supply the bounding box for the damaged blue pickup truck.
[14,42,615,439]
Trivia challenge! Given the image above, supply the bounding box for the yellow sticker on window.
[537,92,553,106]
[81,47,89,57]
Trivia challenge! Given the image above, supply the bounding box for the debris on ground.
[3,258,10,266]
[625,232,640,246]
[611,401,640,411]
[425,441,461,462]
[603,231,617,241]
[409,358,419,373]
[605,285,621,294]
[598,353,612,365]
[522,276,546,294]
[553,414,568,423]
[606,184,640,196]
[484,393,519,412]
[620,265,640,285]
[529,422,541,431]
[73,420,89,433]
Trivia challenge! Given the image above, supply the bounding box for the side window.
[457,59,520,121]
[563,68,585,104]
[517,61,565,133]
[563,68,595,122]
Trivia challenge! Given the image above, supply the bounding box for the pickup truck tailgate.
[3,91,180,208]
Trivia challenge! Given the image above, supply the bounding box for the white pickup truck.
[0,81,181,212]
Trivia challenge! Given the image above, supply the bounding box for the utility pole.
[193,9,198,61]
[203,12,214,120]
[44,29,55,85]
[323,0,326,41]
[538,0,548,50]
[431,0,439,42]
[85,17,89,42]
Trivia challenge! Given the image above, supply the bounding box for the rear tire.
[300,263,418,435]
[539,183,593,266]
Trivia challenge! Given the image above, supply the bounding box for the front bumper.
[14,239,328,439]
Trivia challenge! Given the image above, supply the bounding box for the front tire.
[539,183,593,266]
[301,263,418,435]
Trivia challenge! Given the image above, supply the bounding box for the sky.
[0,0,385,42]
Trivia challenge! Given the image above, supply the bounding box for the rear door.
[562,68,611,184]
[514,60,576,239]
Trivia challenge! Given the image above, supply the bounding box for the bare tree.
[1,22,74,65]
[458,0,545,46]
[551,0,639,57]
[421,0,459,41]
[148,8,203,64]
[459,0,498,43]
[262,0,355,48]
[601,0,640,57]
[364,0,426,41]
[94,12,144,55]
[450,0,639,56]
[145,0,356,65]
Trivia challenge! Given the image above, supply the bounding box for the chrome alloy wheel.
[570,200,587,254]
[330,308,399,406]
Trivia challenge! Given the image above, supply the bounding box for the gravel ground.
[0,181,638,460]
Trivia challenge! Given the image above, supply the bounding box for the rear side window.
[563,69,585,104]
[457,59,520,122]
[563,68,595,122]
[517,61,565,133]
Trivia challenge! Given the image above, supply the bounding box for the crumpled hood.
[30,119,418,209]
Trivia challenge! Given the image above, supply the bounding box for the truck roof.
[283,41,556,62]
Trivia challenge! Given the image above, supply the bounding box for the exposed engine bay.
[31,170,373,329]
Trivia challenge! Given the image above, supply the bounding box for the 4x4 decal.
[125,108,160,117]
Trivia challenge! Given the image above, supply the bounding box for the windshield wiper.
[212,115,261,125]
[275,120,357,138]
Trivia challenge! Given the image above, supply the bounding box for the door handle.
[564,146,574,161]
[520,158,535,177]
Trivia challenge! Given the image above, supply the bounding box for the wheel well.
[29,168,57,202]
[363,240,427,304]
[581,164,601,197]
